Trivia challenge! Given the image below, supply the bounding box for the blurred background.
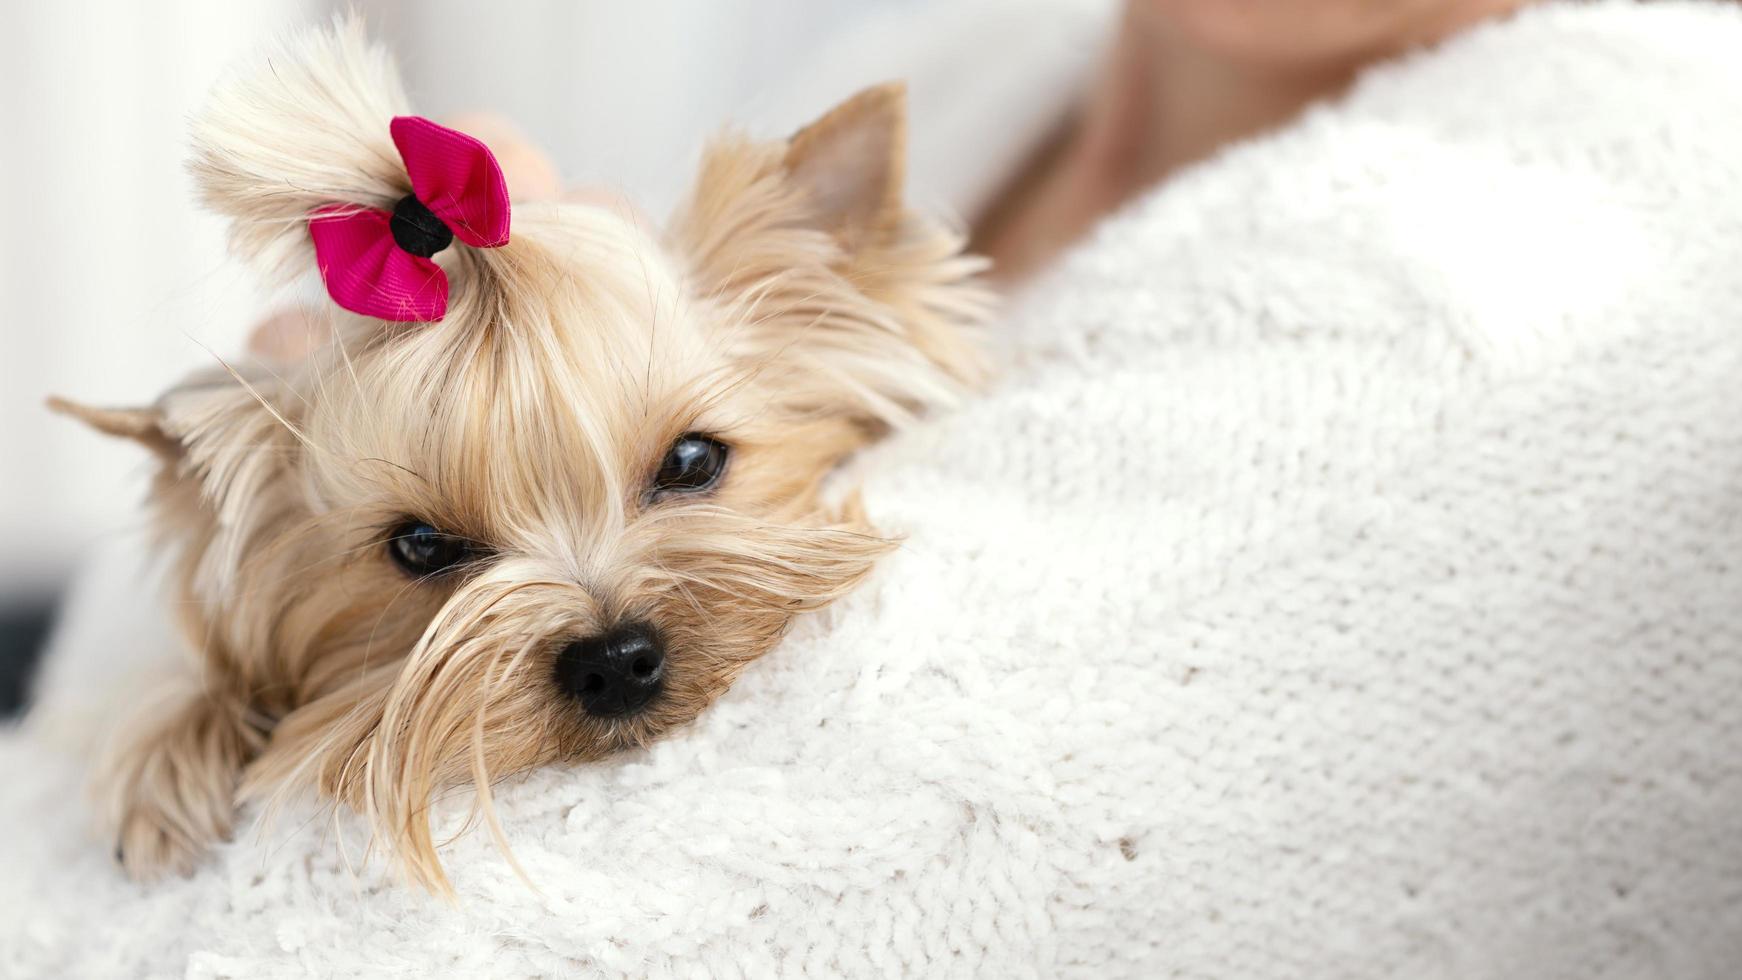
[0,0,1113,714]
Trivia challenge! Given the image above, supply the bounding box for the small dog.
[52,20,986,891]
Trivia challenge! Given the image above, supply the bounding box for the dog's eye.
[650,433,729,499]
[386,521,473,577]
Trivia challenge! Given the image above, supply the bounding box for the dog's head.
[54,20,986,890]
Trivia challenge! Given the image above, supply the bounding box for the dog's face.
[59,85,985,887]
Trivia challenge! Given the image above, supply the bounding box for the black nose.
[555,621,665,717]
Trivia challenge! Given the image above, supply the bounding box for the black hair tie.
[389,193,454,258]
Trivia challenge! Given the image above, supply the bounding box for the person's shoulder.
[1390,0,1742,81]
[1343,0,1742,158]
[1004,0,1742,370]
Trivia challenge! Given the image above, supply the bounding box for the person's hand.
[443,112,561,202]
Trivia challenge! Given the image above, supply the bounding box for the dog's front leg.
[96,676,264,880]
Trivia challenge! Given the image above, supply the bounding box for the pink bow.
[307,116,512,322]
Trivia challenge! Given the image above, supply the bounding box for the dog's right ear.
[52,378,308,598]
[47,397,179,458]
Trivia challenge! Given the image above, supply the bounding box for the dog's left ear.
[782,83,907,252]
[672,81,987,427]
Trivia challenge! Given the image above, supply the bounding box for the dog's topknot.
[189,16,416,288]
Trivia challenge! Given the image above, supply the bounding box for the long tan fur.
[54,17,990,893]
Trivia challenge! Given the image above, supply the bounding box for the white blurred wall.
[0,1,320,598]
[372,0,925,221]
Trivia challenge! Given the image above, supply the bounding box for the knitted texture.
[5,2,1742,976]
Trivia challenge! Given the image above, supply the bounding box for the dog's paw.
[97,691,256,882]
[114,801,224,880]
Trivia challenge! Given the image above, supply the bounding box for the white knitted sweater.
[5,3,1742,976]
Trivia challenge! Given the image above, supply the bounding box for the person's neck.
[1071,15,1354,200]
[977,12,1360,281]
[976,0,1527,283]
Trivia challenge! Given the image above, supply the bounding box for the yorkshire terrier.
[51,19,987,891]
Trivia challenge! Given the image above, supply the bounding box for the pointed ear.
[47,396,179,457]
[783,83,907,251]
